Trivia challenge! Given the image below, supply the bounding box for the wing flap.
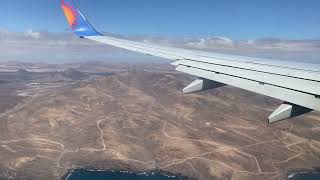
[175,65,320,111]
[175,59,320,96]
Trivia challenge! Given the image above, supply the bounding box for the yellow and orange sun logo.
[61,0,78,29]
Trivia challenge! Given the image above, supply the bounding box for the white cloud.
[0,29,319,64]
[24,30,41,39]
[183,37,234,50]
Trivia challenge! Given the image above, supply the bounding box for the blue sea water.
[65,169,184,180]
[288,170,320,180]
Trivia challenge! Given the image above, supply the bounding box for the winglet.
[61,0,102,37]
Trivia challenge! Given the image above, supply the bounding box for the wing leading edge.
[61,0,320,123]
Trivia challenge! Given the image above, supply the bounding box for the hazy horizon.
[1,29,319,64]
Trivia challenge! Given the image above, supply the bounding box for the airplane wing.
[61,0,320,123]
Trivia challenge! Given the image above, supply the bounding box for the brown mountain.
[0,64,319,180]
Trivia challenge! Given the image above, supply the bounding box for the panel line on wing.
[182,59,320,83]
[178,64,320,97]
[176,65,320,111]
[175,60,320,95]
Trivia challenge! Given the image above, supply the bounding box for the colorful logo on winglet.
[61,0,78,29]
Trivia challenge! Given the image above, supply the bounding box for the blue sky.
[1,0,319,40]
[0,0,319,64]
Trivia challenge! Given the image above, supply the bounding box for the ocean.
[65,169,185,180]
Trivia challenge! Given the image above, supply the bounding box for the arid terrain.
[0,62,319,180]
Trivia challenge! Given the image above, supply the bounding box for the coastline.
[62,167,197,180]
